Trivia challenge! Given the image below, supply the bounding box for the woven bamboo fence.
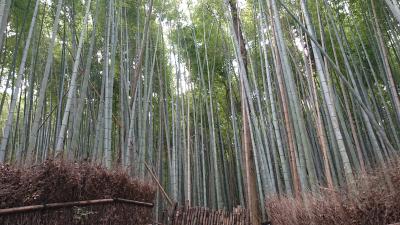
[166,205,250,225]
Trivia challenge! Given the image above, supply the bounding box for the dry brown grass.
[267,159,400,225]
[0,160,156,225]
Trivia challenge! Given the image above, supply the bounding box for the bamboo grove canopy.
[0,0,399,222]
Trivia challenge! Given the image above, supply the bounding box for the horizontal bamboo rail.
[0,198,153,215]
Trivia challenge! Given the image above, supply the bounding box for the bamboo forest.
[0,0,400,224]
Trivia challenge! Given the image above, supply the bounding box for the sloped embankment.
[0,160,156,225]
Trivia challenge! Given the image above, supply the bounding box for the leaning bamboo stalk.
[144,160,174,206]
[0,0,40,162]
[0,0,10,50]
[370,0,400,128]
[384,0,400,25]
[26,0,63,164]
[0,198,153,215]
[55,0,92,155]
[70,0,100,155]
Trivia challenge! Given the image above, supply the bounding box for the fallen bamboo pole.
[0,198,153,215]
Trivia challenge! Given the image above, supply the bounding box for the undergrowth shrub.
[267,159,400,225]
[0,160,156,225]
